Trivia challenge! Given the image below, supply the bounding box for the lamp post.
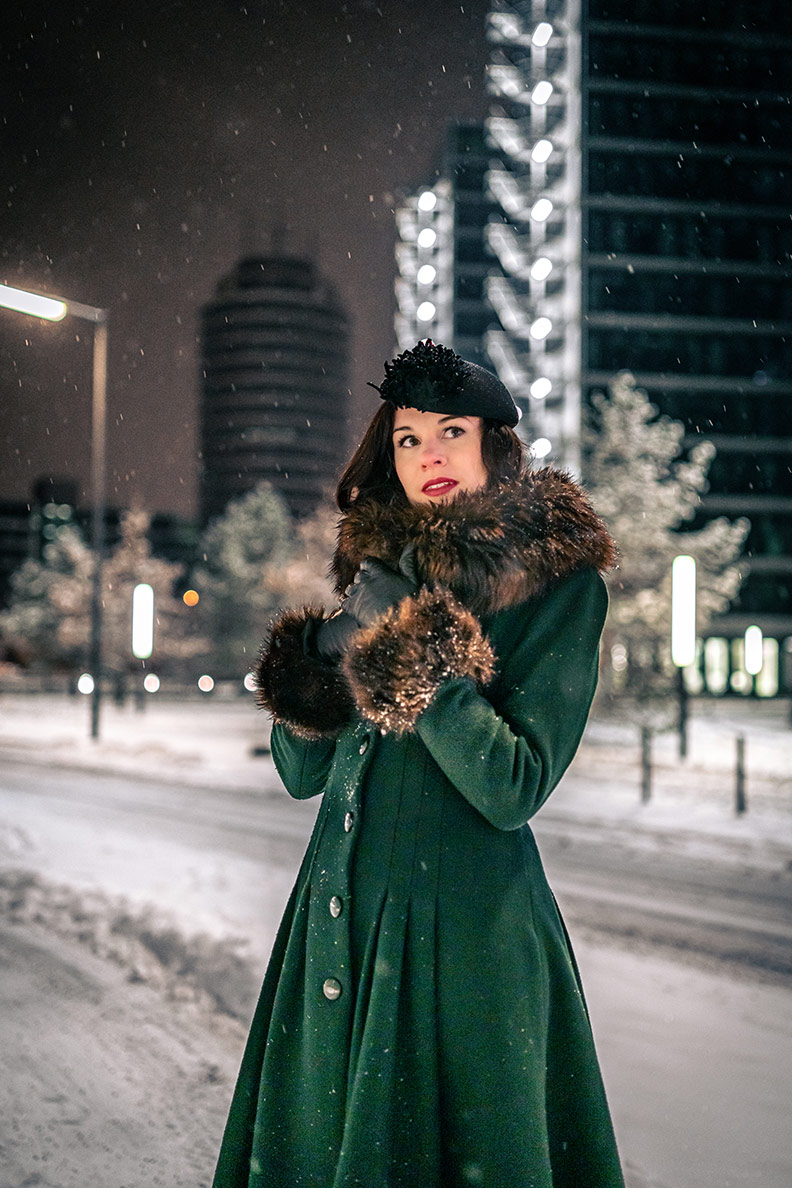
[0,282,109,739]
[671,554,697,759]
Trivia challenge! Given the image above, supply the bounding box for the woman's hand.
[312,608,363,660]
[343,547,418,628]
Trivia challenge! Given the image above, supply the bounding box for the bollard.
[641,726,652,803]
[735,735,746,815]
[677,668,688,760]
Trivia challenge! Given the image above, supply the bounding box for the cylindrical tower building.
[199,254,350,522]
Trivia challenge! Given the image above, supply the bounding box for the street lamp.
[0,281,109,740]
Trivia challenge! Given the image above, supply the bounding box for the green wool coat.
[213,473,625,1188]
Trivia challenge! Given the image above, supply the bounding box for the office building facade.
[394,0,792,689]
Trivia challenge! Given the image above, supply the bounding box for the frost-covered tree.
[586,372,749,715]
[263,501,339,609]
[0,525,93,669]
[194,483,293,677]
[99,508,207,680]
[0,509,205,680]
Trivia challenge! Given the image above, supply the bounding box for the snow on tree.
[0,526,94,669]
[99,508,207,679]
[193,483,293,678]
[0,508,205,679]
[263,501,339,608]
[585,372,749,715]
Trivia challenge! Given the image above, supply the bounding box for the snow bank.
[0,868,258,1021]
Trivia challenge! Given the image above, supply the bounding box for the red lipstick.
[421,477,459,496]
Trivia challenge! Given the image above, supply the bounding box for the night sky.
[0,0,489,519]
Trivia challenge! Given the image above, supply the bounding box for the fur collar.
[331,468,616,618]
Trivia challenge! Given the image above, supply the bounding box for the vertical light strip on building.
[485,0,583,472]
[394,181,454,350]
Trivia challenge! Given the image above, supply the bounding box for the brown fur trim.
[342,586,496,735]
[254,607,355,739]
[331,470,617,617]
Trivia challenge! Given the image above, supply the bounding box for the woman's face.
[391,408,488,506]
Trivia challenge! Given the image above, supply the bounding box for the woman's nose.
[421,438,446,466]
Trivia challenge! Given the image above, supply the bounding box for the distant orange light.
[183,589,199,607]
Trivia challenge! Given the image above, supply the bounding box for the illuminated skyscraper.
[484,0,792,657]
[395,2,792,675]
[199,254,350,522]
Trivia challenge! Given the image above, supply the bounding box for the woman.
[213,340,624,1187]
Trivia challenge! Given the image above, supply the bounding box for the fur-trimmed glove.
[343,546,418,628]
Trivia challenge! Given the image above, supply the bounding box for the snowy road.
[3,757,789,982]
[1,754,792,1187]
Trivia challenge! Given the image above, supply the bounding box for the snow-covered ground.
[1,690,791,1187]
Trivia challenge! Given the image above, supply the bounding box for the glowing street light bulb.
[529,317,553,340]
[531,81,553,106]
[132,582,154,659]
[671,555,697,668]
[530,198,553,222]
[530,257,553,281]
[416,301,436,322]
[417,227,437,249]
[531,139,553,164]
[530,438,552,459]
[532,22,553,47]
[0,282,67,322]
[530,377,552,399]
[417,190,437,212]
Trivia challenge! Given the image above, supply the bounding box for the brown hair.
[336,404,527,512]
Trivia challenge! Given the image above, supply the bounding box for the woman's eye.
[444,425,465,438]
[396,434,419,448]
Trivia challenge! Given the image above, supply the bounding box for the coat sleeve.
[270,722,336,801]
[345,567,607,831]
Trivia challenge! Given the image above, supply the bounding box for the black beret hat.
[369,339,521,428]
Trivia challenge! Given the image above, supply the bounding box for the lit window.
[530,257,553,281]
[416,264,436,285]
[416,301,436,322]
[704,637,729,695]
[530,198,553,222]
[417,227,437,248]
[756,638,779,697]
[532,22,553,47]
[744,625,763,676]
[531,81,553,106]
[529,317,552,340]
[531,139,553,164]
[417,190,437,212]
[530,377,552,399]
[530,438,552,459]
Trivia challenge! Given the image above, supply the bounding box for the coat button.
[323,978,342,1001]
[344,811,355,833]
[359,736,369,755]
[329,895,343,918]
